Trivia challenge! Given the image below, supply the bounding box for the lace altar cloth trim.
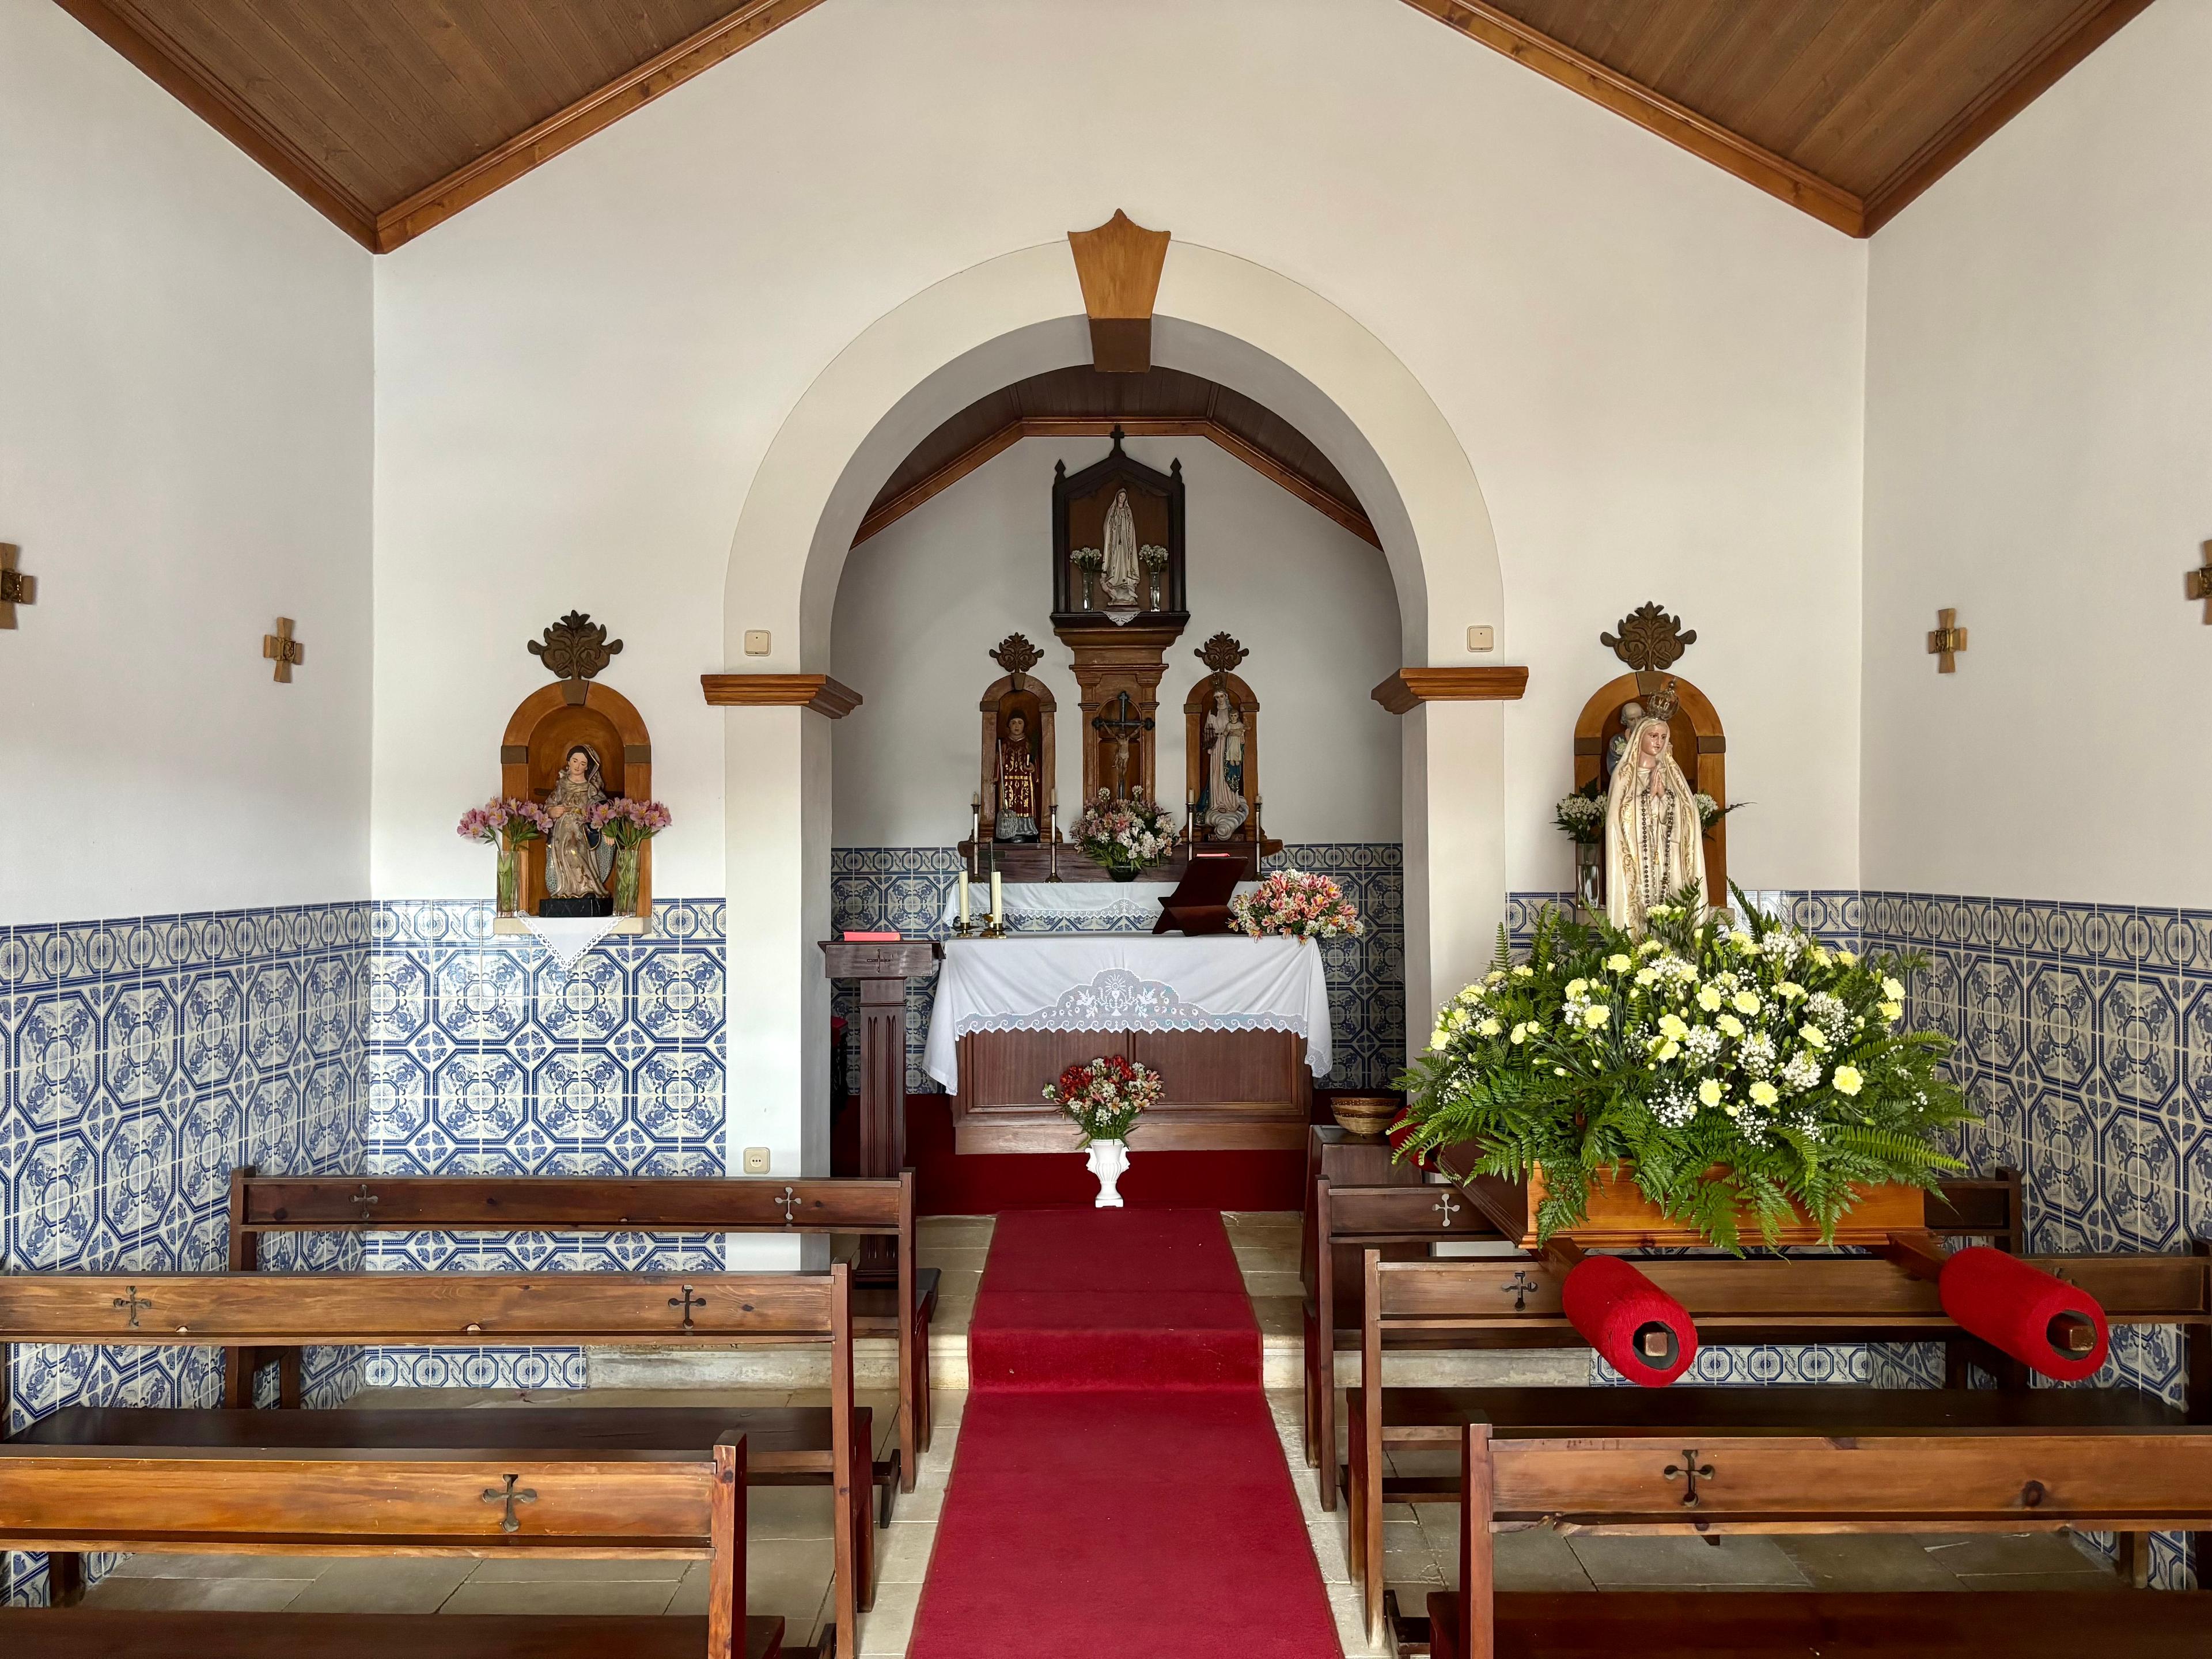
[923,935,1331,1090]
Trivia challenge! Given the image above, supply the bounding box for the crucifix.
[2187,543,2212,623]
[668,1285,708,1332]
[263,616,306,683]
[1926,607,1967,673]
[0,544,36,629]
[1091,691,1154,800]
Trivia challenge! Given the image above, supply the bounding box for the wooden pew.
[1348,1247,2212,1641]
[0,1268,863,1658]
[1303,1172,2028,1510]
[1420,1413,2212,1659]
[226,1168,937,1507]
[0,1432,780,1659]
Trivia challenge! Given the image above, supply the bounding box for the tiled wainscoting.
[0,904,372,1605]
[360,899,729,1389]
[830,844,1407,1091]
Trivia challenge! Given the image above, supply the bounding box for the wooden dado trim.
[1372,666,1529,714]
[700,673,862,718]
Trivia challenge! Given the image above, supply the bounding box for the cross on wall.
[263,616,306,683]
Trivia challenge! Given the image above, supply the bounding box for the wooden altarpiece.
[497,612,653,931]
[1182,632,1278,854]
[1050,429,1187,805]
[1573,603,1728,907]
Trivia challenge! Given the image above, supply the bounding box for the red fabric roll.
[1938,1245,2110,1382]
[1562,1255,1698,1386]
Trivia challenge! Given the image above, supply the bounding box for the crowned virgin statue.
[1603,691,1705,935]
[1099,487,1143,612]
[544,744,610,903]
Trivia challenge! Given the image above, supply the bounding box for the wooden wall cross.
[262,616,306,682]
[0,544,36,628]
[2186,543,2212,623]
[1926,608,1967,673]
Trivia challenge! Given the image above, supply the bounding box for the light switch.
[743,630,771,657]
[1466,625,1495,652]
[743,1146,771,1174]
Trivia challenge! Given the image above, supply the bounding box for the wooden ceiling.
[856,368,1376,550]
[59,0,2150,248]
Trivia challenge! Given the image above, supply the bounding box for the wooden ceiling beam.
[373,0,826,252]
[1398,0,1866,236]
[55,0,382,251]
[1858,0,2154,235]
[853,418,1380,550]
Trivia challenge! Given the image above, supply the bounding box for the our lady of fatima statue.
[1099,487,1143,612]
[1603,687,1705,935]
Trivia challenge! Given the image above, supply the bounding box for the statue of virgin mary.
[1099,487,1143,610]
[1604,703,1705,935]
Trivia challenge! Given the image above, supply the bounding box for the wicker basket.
[1328,1094,1400,1138]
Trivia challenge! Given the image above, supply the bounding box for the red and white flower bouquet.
[1229,868,1364,941]
[1043,1054,1164,1145]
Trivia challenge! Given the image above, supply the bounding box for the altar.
[923,934,1330,1153]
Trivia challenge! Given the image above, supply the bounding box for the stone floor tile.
[106,1551,321,1580]
[1955,1568,2126,1590]
[440,1578,679,1617]
[855,1578,923,1657]
[1242,1269,1306,1298]
[875,1518,939,1584]
[285,1558,475,1613]
[1325,1581,1390,1658]
[748,1483,840,1540]
[1568,1533,1811,1589]
[1775,1532,1970,1591]
[1918,1532,2112,1575]
[463,1555,692,1582]
[86,1575,317,1612]
[1494,1526,1595,1592]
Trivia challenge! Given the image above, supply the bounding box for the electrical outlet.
[1466,625,1495,652]
[743,1146,771,1175]
[743,630,771,657]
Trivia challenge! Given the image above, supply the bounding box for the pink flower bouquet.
[1043,1054,1165,1145]
[1229,869,1363,941]
[587,796,673,849]
[1070,787,1177,878]
[456,797,552,850]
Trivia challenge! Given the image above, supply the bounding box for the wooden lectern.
[820,938,941,1279]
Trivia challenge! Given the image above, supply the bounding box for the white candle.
[990,869,1003,926]
[958,872,970,926]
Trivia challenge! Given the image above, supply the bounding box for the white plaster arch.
[717,240,1508,1173]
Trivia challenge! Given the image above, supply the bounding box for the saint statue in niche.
[1603,694,1705,935]
[1601,699,1645,789]
[1100,487,1143,612]
[1199,689,1249,840]
[544,744,611,900]
[994,711,1041,842]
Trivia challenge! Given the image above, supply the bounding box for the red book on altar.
[843,930,902,941]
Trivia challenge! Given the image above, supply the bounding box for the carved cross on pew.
[263,616,306,683]
[1663,1449,1715,1507]
[1091,691,1154,800]
[1433,1192,1463,1229]
[1501,1270,1540,1312]
[112,1286,152,1330]
[350,1184,380,1221]
[480,1472,538,1533]
[777,1185,800,1225]
[668,1285,708,1332]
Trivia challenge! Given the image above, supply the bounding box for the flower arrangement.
[1393,887,1971,1250]
[1554,782,1605,846]
[1070,787,1178,878]
[1044,1054,1164,1145]
[457,797,554,916]
[586,797,672,914]
[1230,869,1363,940]
[1138,543,1169,570]
[1694,793,1744,837]
[1069,546,1105,571]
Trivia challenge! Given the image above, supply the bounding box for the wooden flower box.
[1460,1164,1926,1250]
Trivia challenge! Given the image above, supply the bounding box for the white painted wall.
[1862,2,2204,906]
[1,2,373,925]
[830,434,1402,846]
[369,0,1868,905]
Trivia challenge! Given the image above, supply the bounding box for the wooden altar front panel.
[950,1028,1311,1153]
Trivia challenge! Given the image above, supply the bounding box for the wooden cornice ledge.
[1372,666,1529,714]
[700,673,862,718]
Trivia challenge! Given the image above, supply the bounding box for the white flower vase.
[1085,1139,1130,1208]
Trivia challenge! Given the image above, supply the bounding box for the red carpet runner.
[907,1209,1341,1657]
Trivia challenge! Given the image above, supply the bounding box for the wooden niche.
[1183,632,1272,847]
[1051,427,1187,805]
[975,634,1056,844]
[499,614,654,931]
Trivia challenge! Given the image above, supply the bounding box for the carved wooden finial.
[990,631,1044,687]
[1601,603,1696,672]
[0,544,36,629]
[529,611,623,683]
[1195,632,1249,683]
[262,617,305,684]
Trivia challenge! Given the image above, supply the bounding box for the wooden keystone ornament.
[1927,608,1968,673]
[988,631,1044,688]
[0,544,36,628]
[1600,602,1696,672]
[2187,543,2212,623]
[262,617,305,683]
[529,611,623,682]
[1194,630,1249,686]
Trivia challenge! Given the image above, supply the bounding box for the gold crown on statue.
[1643,679,1680,722]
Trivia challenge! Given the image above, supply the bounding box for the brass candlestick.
[1047,801,1062,882]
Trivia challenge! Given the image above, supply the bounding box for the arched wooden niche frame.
[498,680,654,928]
[977,673,1058,843]
[1573,671,1727,908]
[1183,672,1261,840]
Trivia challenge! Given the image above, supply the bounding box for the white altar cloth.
[922,934,1332,1091]
[937,880,1258,929]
